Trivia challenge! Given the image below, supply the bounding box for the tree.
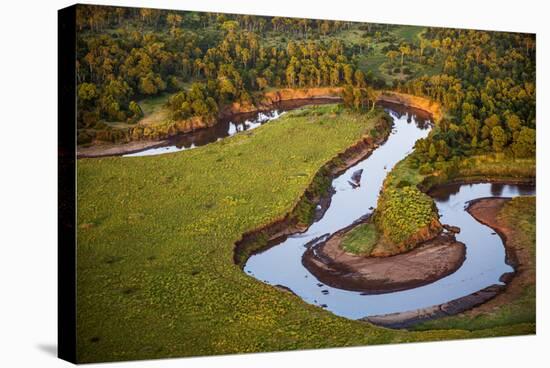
[78,83,98,102]
[285,65,296,87]
[386,50,399,64]
[256,77,268,90]
[166,13,183,35]
[512,127,535,158]
[428,142,437,160]
[221,20,239,34]
[139,73,164,95]
[431,39,441,55]
[240,48,251,68]
[505,114,522,132]
[320,21,330,36]
[419,38,430,57]
[399,44,411,66]
[464,114,480,139]
[353,88,366,110]
[484,114,501,131]
[354,70,366,88]
[128,101,144,123]
[342,85,354,109]
[491,126,507,152]
[343,64,354,85]
[218,77,237,101]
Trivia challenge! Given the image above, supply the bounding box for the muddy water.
[243,105,535,320]
[124,98,339,157]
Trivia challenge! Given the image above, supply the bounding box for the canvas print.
[58,4,536,363]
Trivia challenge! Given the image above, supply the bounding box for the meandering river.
[243,104,535,320]
[107,99,534,321]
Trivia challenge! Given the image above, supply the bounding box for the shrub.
[375,186,440,248]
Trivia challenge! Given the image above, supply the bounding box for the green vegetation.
[73,4,536,362]
[76,104,535,362]
[365,149,535,256]
[413,196,535,331]
[448,154,536,182]
[78,105,398,362]
[76,5,392,142]
[400,28,535,168]
[375,186,439,247]
[341,222,379,255]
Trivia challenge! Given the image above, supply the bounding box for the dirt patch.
[302,221,465,294]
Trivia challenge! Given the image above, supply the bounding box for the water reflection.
[378,101,432,130]
[124,98,339,157]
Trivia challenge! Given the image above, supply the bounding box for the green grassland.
[413,196,536,331]
[77,104,535,362]
[450,154,536,182]
[78,105,394,361]
[393,25,424,44]
[341,222,378,255]
[388,152,535,191]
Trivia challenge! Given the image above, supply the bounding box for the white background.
[0,0,547,366]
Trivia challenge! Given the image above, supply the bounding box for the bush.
[419,162,433,175]
[77,131,93,145]
[375,186,440,247]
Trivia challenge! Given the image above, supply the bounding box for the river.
[123,98,339,157]
[243,103,535,320]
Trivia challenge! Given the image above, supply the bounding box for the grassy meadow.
[76,104,536,362]
[341,222,379,255]
[77,105,394,361]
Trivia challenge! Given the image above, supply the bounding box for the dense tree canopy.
[399,28,535,164]
[76,5,366,130]
[76,5,535,163]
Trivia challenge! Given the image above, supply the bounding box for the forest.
[76,5,535,170]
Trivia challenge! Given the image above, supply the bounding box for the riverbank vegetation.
[345,149,535,257]
[365,26,535,254]
[77,104,534,362]
[373,186,441,254]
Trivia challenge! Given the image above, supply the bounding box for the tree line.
[76,5,374,131]
[395,28,535,167]
[75,4,536,162]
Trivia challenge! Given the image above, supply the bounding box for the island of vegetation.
[75,4,535,363]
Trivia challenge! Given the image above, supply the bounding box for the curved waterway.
[244,104,535,320]
[124,98,338,157]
